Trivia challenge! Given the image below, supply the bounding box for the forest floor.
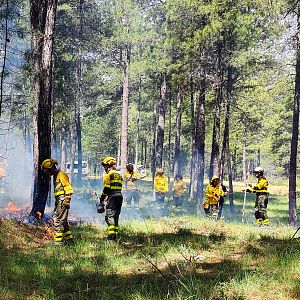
[0,181,299,300]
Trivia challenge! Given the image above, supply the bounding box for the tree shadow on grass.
[117,226,227,256]
[0,242,250,300]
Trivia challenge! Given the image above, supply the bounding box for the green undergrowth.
[0,215,299,300]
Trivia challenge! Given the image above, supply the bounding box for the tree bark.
[190,73,205,210]
[75,0,84,187]
[168,84,172,185]
[189,70,196,200]
[209,42,223,179]
[60,121,66,172]
[69,124,76,184]
[135,77,142,166]
[288,2,300,226]
[233,144,237,180]
[155,73,167,169]
[30,0,58,217]
[173,85,183,176]
[120,45,130,173]
[0,0,9,117]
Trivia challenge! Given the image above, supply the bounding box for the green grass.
[0,183,300,300]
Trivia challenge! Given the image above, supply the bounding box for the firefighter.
[154,168,168,206]
[172,174,186,207]
[41,158,74,244]
[244,167,269,226]
[203,176,226,220]
[99,156,123,241]
[124,163,140,207]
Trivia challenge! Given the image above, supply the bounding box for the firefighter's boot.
[107,225,117,242]
[256,218,263,226]
[63,230,74,245]
[54,232,63,245]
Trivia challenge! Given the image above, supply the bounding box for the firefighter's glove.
[63,196,71,209]
[96,199,105,213]
[202,202,209,209]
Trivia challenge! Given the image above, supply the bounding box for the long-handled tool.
[291,226,300,239]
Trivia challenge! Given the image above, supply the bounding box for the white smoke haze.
[0,129,33,208]
[69,194,170,225]
[0,128,179,222]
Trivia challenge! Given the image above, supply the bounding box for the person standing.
[154,168,168,207]
[41,158,74,245]
[244,167,269,226]
[217,184,228,220]
[99,156,123,241]
[203,176,226,220]
[172,174,186,207]
[124,163,140,207]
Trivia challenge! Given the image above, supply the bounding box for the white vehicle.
[135,164,146,178]
[65,160,89,176]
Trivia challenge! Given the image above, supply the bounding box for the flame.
[36,211,42,220]
[5,201,20,212]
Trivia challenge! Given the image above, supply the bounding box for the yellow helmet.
[41,158,58,170]
[211,176,220,184]
[102,156,116,167]
[156,168,164,174]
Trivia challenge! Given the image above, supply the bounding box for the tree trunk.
[173,85,182,176]
[69,124,76,184]
[151,92,157,180]
[120,46,130,173]
[209,42,223,179]
[75,0,84,187]
[168,84,172,185]
[223,65,234,211]
[190,74,205,209]
[288,2,300,226]
[135,77,141,166]
[30,0,58,217]
[189,70,196,199]
[60,121,66,172]
[0,0,9,117]
[155,73,167,169]
[233,144,237,180]
[257,148,261,167]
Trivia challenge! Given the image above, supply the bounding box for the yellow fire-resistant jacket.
[53,171,73,197]
[154,175,168,193]
[124,171,140,190]
[204,184,225,205]
[173,180,186,197]
[249,177,268,193]
[102,169,123,196]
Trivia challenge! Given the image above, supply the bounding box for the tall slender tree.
[173,85,182,176]
[30,0,58,217]
[288,1,300,226]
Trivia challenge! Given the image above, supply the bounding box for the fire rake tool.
[291,226,300,239]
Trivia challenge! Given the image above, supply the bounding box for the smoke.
[2,130,33,206]
[68,192,169,225]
